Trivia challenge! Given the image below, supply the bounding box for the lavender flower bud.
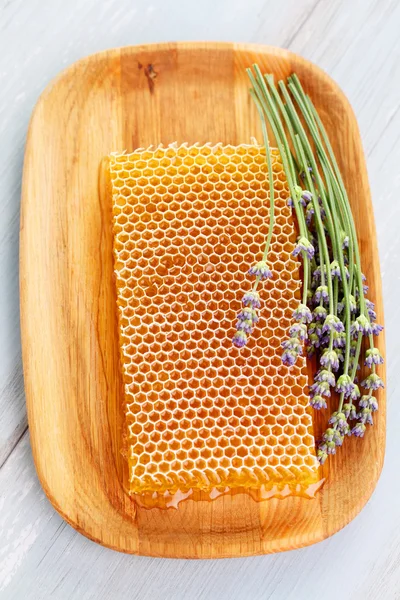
[329,411,347,428]
[236,319,253,333]
[349,384,361,400]
[358,407,373,425]
[326,441,337,455]
[310,380,331,397]
[365,299,376,321]
[314,285,329,304]
[335,374,353,395]
[282,337,303,353]
[333,429,345,445]
[351,422,366,438]
[359,395,378,412]
[313,306,327,322]
[343,403,357,420]
[330,260,341,279]
[301,190,313,205]
[248,260,273,280]
[292,303,312,323]
[361,373,384,390]
[312,266,322,286]
[342,234,349,249]
[323,314,345,334]
[365,347,384,367]
[332,332,346,348]
[351,314,372,336]
[323,428,335,443]
[237,307,258,323]
[349,295,357,313]
[315,369,336,386]
[320,349,340,371]
[305,203,314,225]
[232,331,247,347]
[310,395,327,409]
[289,323,308,341]
[317,445,328,465]
[292,236,315,260]
[282,349,298,366]
[371,323,384,336]
[287,197,294,207]
[242,291,261,309]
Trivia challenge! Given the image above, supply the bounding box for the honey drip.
[109,143,320,499]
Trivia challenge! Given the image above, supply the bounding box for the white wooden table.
[1,0,399,598]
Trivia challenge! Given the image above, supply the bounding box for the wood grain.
[19,42,385,558]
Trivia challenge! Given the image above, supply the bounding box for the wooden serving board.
[20,42,385,558]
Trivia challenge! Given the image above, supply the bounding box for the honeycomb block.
[109,143,319,495]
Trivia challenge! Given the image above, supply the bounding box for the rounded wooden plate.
[20,42,385,557]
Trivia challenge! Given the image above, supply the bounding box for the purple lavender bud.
[343,403,357,420]
[361,373,384,390]
[287,197,294,207]
[359,395,378,412]
[282,349,298,366]
[310,394,327,410]
[242,291,261,309]
[237,307,259,324]
[342,235,349,249]
[334,431,345,446]
[320,349,340,371]
[332,332,346,348]
[305,203,314,225]
[236,319,253,333]
[323,428,335,443]
[282,337,303,353]
[292,236,315,260]
[330,260,341,279]
[314,285,329,304]
[301,190,313,205]
[365,299,376,321]
[351,314,372,336]
[315,369,336,386]
[329,411,347,428]
[317,445,328,465]
[349,295,358,313]
[289,323,308,341]
[365,347,384,367]
[335,374,353,395]
[322,314,345,334]
[311,307,325,324]
[248,260,273,280]
[312,266,322,286]
[310,380,331,397]
[359,407,373,425]
[232,331,247,348]
[371,323,384,336]
[292,303,313,324]
[351,422,366,438]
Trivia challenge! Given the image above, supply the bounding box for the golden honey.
[109,142,319,496]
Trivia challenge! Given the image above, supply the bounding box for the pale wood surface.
[1,0,399,598]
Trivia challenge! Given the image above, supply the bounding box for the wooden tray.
[20,42,385,558]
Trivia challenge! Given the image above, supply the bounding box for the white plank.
[0,0,399,598]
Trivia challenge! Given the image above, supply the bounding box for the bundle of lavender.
[233,65,384,464]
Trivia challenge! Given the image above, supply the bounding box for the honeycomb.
[109,142,319,495]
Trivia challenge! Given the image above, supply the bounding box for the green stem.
[248,90,275,294]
